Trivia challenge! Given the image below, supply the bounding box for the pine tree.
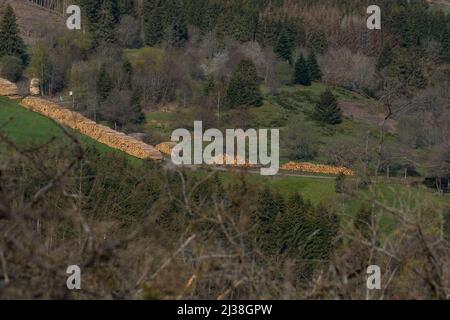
[274,28,294,63]
[313,89,342,125]
[96,64,114,103]
[80,0,101,27]
[293,54,311,86]
[226,59,262,108]
[165,12,189,47]
[308,204,338,261]
[93,1,117,46]
[307,51,322,81]
[252,188,284,253]
[143,0,165,46]
[0,5,25,61]
[276,193,313,257]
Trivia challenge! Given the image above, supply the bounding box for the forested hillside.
[0,0,449,300]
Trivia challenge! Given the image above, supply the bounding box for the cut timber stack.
[212,154,257,168]
[156,142,177,156]
[0,78,20,98]
[281,162,354,176]
[21,97,163,161]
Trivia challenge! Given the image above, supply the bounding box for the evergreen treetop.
[313,89,342,125]
[0,5,25,61]
[93,1,117,46]
[294,54,311,86]
[226,59,262,108]
[274,28,295,63]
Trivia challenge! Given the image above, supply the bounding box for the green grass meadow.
[0,96,131,158]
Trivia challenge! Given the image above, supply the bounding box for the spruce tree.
[309,204,338,261]
[276,193,313,257]
[0,5,25,61]
[252,188,284,253]
[96,64,114,103]
[294,54,311,86]
[143,0,165,46]
[313,89,342,125]
[165,13,189,47]
[274,28,294,63]
[226,59,262,108]
[307,51,322,81]
[93,1,117,46]
[80,0,101,28]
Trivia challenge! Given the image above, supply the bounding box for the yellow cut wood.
[21,97,163,161]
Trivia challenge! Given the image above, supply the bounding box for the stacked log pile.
[281,162,354,176]
[156,142,177,156]
[21,97,163,161]
[211,154,257,168]
[156,142,257,168]
[0,78,20,98]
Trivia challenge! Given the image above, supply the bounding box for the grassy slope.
[0,96,132,158]
[218,171,336,204]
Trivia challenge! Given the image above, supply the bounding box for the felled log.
[21,96,163,161]
[0,78,19,97]
[281,161,354,176]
